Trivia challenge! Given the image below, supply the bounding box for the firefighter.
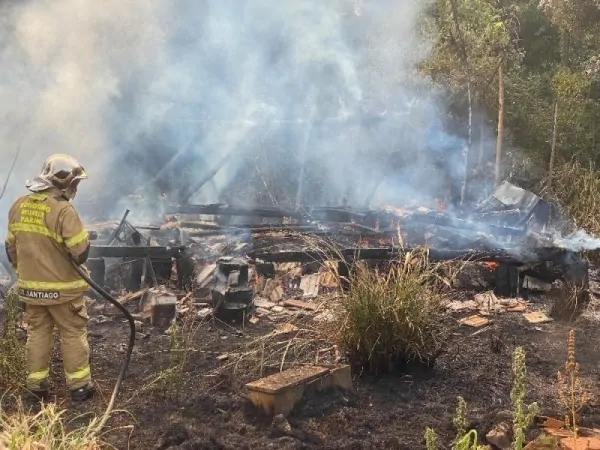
[4,154,94,402]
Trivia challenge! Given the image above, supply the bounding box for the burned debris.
[81,180,589,327]
[211,257,254,321]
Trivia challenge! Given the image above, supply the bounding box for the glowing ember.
[358,236,395,247]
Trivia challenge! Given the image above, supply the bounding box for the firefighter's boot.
[70,382,94,402]
[25,379,50,403]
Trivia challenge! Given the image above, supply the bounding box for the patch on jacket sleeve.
[19,288,60,300]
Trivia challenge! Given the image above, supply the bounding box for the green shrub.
[331,249,450,375]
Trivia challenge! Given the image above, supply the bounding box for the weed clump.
[425,347,537,449]
[424,397,488,450]
[511,346,538,450]
[331,248,449,375]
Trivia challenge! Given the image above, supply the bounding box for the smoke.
[0,0,167,224]
[554,229,600,252]
[0,0,470,230]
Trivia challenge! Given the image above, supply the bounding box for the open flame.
[358,236,395,247]
[483,262,499,271]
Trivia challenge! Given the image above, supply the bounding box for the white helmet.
[27,154,88,193]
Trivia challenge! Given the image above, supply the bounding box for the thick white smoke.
[0,0,471,229]
[0,0,167,220]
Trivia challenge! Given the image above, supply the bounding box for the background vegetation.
[422,0,600,223]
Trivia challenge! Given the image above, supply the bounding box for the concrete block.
[245,364,352,417]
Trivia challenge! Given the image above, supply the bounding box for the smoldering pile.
[74,180,592,327]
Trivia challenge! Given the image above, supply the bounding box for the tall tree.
[494,61,505,187]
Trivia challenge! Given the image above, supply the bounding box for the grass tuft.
[0,397,105,450]
[0,285,26,392]
[329,248,450,375]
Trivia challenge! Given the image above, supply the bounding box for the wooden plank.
[300,274,320,297]
[458,315,490,328]
[246,366,330,394]
[245,365,352,417]
[117,288,148,305]
[523,311,552,324]
[196,264,216,288]
[283,299,317,311]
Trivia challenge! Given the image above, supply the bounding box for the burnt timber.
[88,245,187,259]
[247,246,576,266]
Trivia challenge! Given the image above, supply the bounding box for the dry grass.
[550,162,600,264]
[0,285,26,392]
[225,314,332,380]
[328,248,452,375]
[0,397,105,450]
[0,289,112,450]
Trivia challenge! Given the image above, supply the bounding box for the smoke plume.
[0,0,471,229]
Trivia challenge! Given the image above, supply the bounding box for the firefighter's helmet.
[37,154,88,190]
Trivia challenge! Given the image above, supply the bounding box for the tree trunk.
[448,0,472,205]
[478,117,484,167]
[548,100,559,191]
[494,63,504,187]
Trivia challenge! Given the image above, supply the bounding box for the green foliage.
[453,430,488,450]
[510,347,538,450]
[425,427,439,450]
[449,397,489,450]
[453,396,468,440]
[424,0,600,170]
[331,249,449,375]
[425,348,539,449]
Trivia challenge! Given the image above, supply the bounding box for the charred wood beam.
[133,225,161,231]
[167,203,299,218]
[165,204,374,223]
[179,221,221,230]
[89,245,187,259]
[184,224,321,233]
[106,209,130,245]
[166,203,527,238]
[403,213,526,237]
[308,207,371,223]
[248,246,575,265]
[185,227,319,238]
[184,227,389,239]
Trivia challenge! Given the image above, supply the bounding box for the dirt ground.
[5,268,600,450]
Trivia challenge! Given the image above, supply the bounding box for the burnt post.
[493,264,519,297]
[550,251,590,322]
[211,257,254,321]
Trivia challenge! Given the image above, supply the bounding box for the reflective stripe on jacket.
[7,189,90,305]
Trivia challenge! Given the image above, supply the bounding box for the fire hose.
[71,260,136,436]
